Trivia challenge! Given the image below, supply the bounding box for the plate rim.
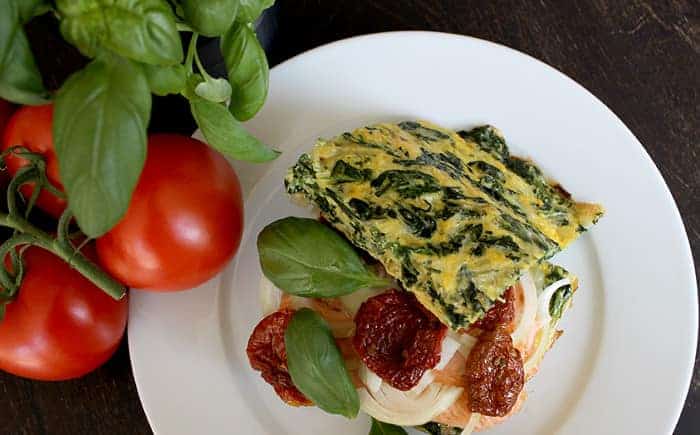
[128,30,698,434]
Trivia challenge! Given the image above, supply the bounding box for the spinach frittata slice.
[285,121,603,329]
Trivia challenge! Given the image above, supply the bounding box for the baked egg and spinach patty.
[285,120,603,329]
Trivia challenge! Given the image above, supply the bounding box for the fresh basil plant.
[0,0,278,237]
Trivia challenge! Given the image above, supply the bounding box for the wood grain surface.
[1,1,698,434]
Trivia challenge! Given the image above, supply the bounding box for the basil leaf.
[142,63,186,96]
[53,54,150,237]
[257,217,392,297]
[221,23,268,121]
[17,0,50,22]
[0,0,49,105]
[190,95,279,162]
[285,308,359,418]
[236,0,274,23]
[182,72,204,100]
[181,0,238,37]
[195,77,232,103]
[370,419,408,435]
[57,0,183,65]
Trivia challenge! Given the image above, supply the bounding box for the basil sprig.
[285,309,359,419]
[53,53,151,237]
[222,22,269,121]
[57,0,183,65]
[1,0,278,237]
[180,0,238,37]
[257,217,392,298]
[370,419,407,435]
[142,63,187,96]
[191,94,279,162]
[237,0,275,23]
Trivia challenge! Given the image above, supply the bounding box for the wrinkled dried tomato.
[247,309,311,406]
[472,287,515,332]
[466,329,524,417]
[353,290,447,391]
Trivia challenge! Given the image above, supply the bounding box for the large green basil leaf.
[181,0,238,37]
[17,0,50,22]
[0,0,49,104]
[236,0,274,23]
[189,95,279,162]
[257,217,392,297]
[285,308,359,418]
[221,23,268,121]
[57,0,182,65]
[370,419,408,435]
[53,54,151,237]
[142,63,186,96]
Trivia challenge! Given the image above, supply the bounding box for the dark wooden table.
[1,1,698,434]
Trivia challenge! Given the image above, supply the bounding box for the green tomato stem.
[0,213,126,300]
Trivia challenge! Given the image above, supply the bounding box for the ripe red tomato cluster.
[0,103,244,380]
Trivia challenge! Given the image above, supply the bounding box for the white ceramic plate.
[128,32,697,435]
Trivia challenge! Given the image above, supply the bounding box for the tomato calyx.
[0,147,126,318]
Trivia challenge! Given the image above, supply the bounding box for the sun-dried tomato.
[353,290,447,391]
[472,286,515,332]
[246,309,311,406]
[466,329,524,416]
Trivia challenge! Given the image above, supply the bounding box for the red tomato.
[96,134,244,291]
[2,104,66,218]
[0,100,16,185]
[0,246,128,381]
[0,99,15,135]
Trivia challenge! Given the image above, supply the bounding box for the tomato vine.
[0,147,125,318]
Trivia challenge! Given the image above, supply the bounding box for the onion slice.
[411,370,435,394]
[511,272,538,347]
[524,323,553,375]
[460,412,481,435]
[358,381,463,426]
[259,276,282,316]
[450,331,477,358]
[360,363,383,394]
[435,334,462,370]
[339,287,385,317]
